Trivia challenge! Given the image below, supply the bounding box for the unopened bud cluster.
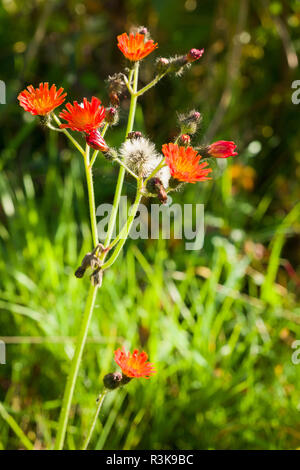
[155,48,204,77]
[75,244,106,286]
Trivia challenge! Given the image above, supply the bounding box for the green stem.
[55,63,140,450]
[84,145,98,247]
[54,284,98,450]
[81,391,107,450]
[101,62,140,256]
[102,179,143,270]
[113,156,139,180]
[0,402,34,450]
[144,159,166,185]
[136,73,166,97]
[52,113,85,157]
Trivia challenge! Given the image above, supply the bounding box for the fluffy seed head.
[120,137,170,188]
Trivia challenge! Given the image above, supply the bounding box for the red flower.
[59,97,106,133]
[117,32,158,61]
[207,140,238,158]
[162,143,212,183]
[18,82,66,116]
[114,348,156,379]
[85,129,109,152]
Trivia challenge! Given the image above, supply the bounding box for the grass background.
[0,0,300,450]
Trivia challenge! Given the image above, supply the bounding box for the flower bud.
[185,48,204,63]
[138,26,148,36]
[178,109,202,135]
[127,131,143,140]
[105,106,119,126]
[168,176,185,191]
[206,140,238,159]
[85,130,109,152]
[178,134,191,146]
[109,92,120,107]
[146,177,168,204]
[120,374,132,386]
[107,73,126,107]
[130,25,151,40]
[103,372,122,390]
[155,57,170,75]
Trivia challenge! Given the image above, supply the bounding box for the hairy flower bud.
[178,109,202,135]
[127,131,143,140]
[103,372,122,390]
[168,176,185,191]
[146,177,168,204]
[130,25,151,41]
[186,48,204,63]
[107,73,126,106]
[85,130,109,152]
[178,134,191,146]
[160,47,204,77]
[105,106,119,126]
[155,57,170,75]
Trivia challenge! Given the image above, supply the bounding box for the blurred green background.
[0,0,300,450]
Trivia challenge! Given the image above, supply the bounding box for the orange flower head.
[114,348,156,379]
[59,97,106,133]
[162,142,212,183]
[18,82,66,116]
[117,32,158,61]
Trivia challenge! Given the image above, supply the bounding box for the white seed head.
[119,138,171,188]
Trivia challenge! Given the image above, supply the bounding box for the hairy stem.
[102,179,143,270]
[54,284,98,450]
[101,62,140,257]
[52,113,85,157]
[81,391,107,450]
[136,72,166,97]
[84,145,98,247]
